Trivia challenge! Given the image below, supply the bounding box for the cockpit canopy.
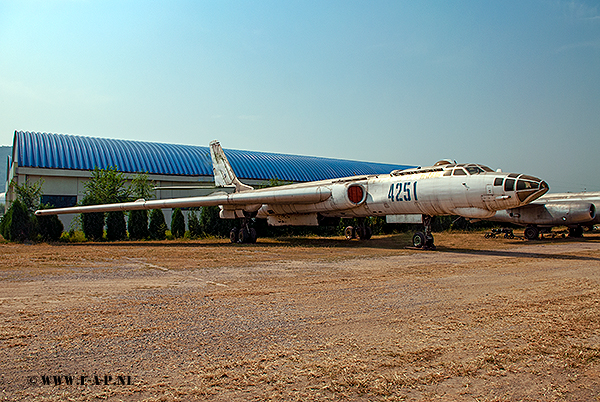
[391,163,494,177]
[443,164,494,176]
[504,174,549,202]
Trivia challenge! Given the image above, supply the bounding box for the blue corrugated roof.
[13,131,413,182]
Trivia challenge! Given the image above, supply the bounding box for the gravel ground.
[1,231,600,401]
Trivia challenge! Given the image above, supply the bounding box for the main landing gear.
[344,218,373,240]
[230,215,257,244]
[412,214,436,250]
[523,225,539,240]
[523,224,586,241]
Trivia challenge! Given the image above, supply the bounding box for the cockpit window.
[465,166,483,175]
[504,178,515,191]
[494,177,503,186]
[453,168,467,176]
[461,164,494,174]
[517,179,538,191]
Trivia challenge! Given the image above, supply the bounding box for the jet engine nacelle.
[329,182,368,210]
[507,202,596,226]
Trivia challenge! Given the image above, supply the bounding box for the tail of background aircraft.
[209,140,254,192]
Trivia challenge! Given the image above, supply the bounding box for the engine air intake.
[348,185,364,204]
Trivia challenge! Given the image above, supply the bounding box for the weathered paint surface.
[36,142,549,224]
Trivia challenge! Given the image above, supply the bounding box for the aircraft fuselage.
[236,163,549,226]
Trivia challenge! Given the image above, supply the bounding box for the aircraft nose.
[516,175,549,204]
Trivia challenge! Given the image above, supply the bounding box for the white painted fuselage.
[242,163,548,226]
[35,142,549,230]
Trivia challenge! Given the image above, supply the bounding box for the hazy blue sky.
[1,1,599,192]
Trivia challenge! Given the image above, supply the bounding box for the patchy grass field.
[1,231,600,401]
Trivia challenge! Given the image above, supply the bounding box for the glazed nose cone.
[515,175,549,204]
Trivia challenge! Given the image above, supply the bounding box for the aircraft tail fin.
[209,140,254,192]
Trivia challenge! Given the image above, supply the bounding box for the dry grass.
[1,231,600,401]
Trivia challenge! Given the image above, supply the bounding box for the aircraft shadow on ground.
[51,235,412,251]
[439,235,600,262]
[51,234,600,262]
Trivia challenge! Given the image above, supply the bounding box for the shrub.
[1,199,32,242]
[128,210,149,240]
[199,205,234,237]
[171,208,185,238]
[148,209,167,240]
[80,196,105,241]
[37,213,64,241]
[188,211,201,238]
[106,211,127,241]
[60,230,86,243]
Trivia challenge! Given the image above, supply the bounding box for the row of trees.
[0,167,240,242]
[77,166,238,241]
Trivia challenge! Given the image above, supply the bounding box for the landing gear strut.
[230,214,257,244]
[344,218,373,240]
[413,214,436,250]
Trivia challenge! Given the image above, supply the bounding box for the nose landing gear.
[412,214,436,250]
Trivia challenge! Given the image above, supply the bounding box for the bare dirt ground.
[1,231,600,401]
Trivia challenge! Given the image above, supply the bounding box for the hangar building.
[5,131,413,228]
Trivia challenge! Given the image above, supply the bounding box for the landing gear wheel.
[238,227,250,243]
[415,214,436,250]
[524,226,539,240]
[413,232,425,248]
[230,227,238,243]
[344,226,356,240]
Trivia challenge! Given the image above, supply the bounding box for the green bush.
[148,209,167,240]
[188,211,201,238]
[80,196,105,241]
[60,230,86,243]
[171,208,185,238]
[128,210,149,240]
[1,199,32,242]
[37,213,64,241]
[106,211,127,241]
[199,205,234,237]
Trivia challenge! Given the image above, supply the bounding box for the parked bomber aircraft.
[488,191,599,240]
[35,141,549,249]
